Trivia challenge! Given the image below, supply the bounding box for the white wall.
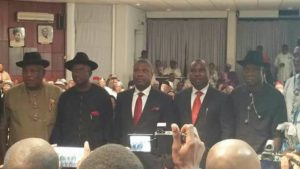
[114,5,146,87]
[65,3,75,80]
[128,5,146,61]
[75,4,112,79]
[227,11,237,70]
[65,4,146,86]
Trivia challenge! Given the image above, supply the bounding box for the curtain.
[147,19,227,76]
[185,19,227,71]
[147,19,186,72]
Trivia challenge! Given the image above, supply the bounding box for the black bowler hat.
[16,52,49,68]
[64,52,98,71]
[237,50,268,67]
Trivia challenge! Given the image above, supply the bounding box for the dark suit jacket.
[114,87,176,169]
[174,86,235,167]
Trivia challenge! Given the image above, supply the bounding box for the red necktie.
[192,91,203,125]
[133,92,144,126]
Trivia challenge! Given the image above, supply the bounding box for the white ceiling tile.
[235,0,258,10]
[211,0,236,10]
[258,0,282,9]
[281,0,300,9]
[160,0,196,10]
[187,0,215,10]
[139,0,170,10]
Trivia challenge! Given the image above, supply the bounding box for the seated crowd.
[0,43,299,169]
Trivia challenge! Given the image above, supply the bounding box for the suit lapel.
[126,89,135,126]
[182,88,193,124]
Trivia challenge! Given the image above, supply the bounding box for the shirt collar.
[134,85,151,96]
[192,83,209,95]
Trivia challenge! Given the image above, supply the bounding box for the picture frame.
[37,25,53,44]
[9,27,25,48]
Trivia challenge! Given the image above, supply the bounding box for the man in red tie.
[114,59,176,169]
[174,59,234,168]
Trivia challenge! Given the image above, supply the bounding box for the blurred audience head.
[209,62,216,71]
[4,138,59,169]
[127,80,135,89]
[2,80,13,94]
[113,81,124,93]
[0,63,3,72]
[160,81,172,94]
[206,139,260,169]
[92,76,101,86]
[176,80,185,92]
[99,78,106,88]
[78,144,143,169]
[225,64,232,72]
[170,60,177,69]
[256,45,263,54]
[141,50,148,59]
[67,80,75,89]
[13,79,20,85]
[54,79,66,91]
[282,44,289,54]
[155,60,162,67]
[168,73,176,82]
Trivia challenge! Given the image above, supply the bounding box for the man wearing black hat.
[230,50,287,153]
[50,52,113,149]
[0,52,62,161]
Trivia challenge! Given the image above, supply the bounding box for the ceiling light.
[226,8,231,11]
[166,8,172,11]
[136,3,140,6]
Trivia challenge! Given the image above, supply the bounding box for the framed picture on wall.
[9,27,25,48]
[37,25,53,44]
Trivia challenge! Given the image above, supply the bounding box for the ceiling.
[21,0,300,11]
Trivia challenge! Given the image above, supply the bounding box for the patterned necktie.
[192,91,203,124]
[133,92,144,126]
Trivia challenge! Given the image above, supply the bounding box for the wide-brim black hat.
[237,50,268,67]
[65,52,98,71]
[16,52,49,68]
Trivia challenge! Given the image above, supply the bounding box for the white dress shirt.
[131,85,151,117]
[190,83,209,109]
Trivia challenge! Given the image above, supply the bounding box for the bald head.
[79,144,143,169]
[206,139,260,169]
[4,138,58,169]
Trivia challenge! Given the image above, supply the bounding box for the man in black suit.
[174,59,234,168]
[114,59,175,169]
[50,52,113,149]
